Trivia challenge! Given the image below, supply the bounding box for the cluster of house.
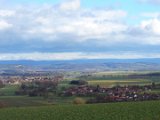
[61,84,160,103]
[0,75,64,85]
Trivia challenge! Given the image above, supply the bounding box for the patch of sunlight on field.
[93,71,135,75]
[88,79,151,87]
[93,71,159,76]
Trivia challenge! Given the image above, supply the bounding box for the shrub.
[70,80,88,85]
[73,97,86,104]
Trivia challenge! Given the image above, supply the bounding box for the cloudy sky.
[0,0,160,60]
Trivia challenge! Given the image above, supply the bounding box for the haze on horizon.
[0,0,160,60]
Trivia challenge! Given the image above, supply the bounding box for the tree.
[0,80,4,88]
[70,80,88,85]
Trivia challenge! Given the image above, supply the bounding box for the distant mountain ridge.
[0,59,160,72]
[0,58,160,65]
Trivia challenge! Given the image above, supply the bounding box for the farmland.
[0,101,160,120]
[0,70,160,120]
[88,79,151,87]
[0,71,160,107]
[78,71,160,87]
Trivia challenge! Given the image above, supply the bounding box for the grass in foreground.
[0,101,160,120]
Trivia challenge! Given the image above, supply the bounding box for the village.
[0,75,64,85]
[61,82,160,103]
[0,73,160,104]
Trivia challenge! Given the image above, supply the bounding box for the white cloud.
[0,52,160,60]
[125,16,160,45]
[141,12,160,18]
[0,0,129,45]
[12,4,127,42]
[0,10,15,17]
[0,0,160,54]
[141,18,160,35]
[60,0,80,11]
[0,20,12,30]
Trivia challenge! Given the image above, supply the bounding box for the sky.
[0,0,160,60]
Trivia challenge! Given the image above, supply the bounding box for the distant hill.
[0,59,160,72]
[0,58,160,65]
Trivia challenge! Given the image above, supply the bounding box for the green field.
[0,84,87,107]
[88,79,151,87]
[81,71,160,82]
[0,85,19,96]
[0,96,55,107]
[0,101,160,120]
